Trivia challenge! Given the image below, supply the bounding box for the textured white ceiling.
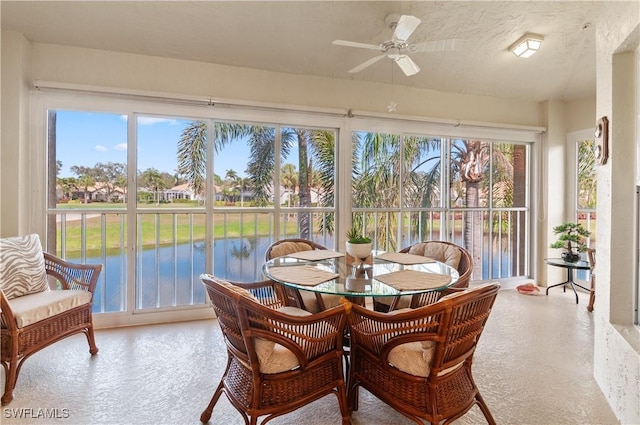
[1,1,632,102]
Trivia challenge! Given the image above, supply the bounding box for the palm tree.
[177,122,253,201]
[449,140,487,277]
[577,139,596,209]
[237,177,251,207]
[352,132,443,250]
[281,163,298,207]
[451,139,522,278]
[139,168,168,205]
[177,122,335,239]
[57,177,78,200]
[224,169,240,204]
[70,165,96,204]
[309,130,337,233]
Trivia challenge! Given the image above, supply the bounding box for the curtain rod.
[347,109,547,133]
[32,80,348,117]
[33,80,546,133]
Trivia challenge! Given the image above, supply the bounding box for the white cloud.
[115,143,128,151]
[94,145,108,152]
[137,117,176,126]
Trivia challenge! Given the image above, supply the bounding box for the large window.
[352,131,530,281]
[570,134,597,282]
[576,138,597,246]
[46,104,338,315]
[41,91,536,323]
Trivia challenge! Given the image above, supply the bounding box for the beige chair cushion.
[299,291,342,313]
[6,290,92,328]
[377,242,462,309]
[406,242,462,269]
[321,294,343,309]
[0,234,49,300]
[269,242,314,258]
[254,305,312,374]
[388,340,463,377]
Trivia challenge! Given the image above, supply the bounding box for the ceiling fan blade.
[333,39,382,51]
[393,15,422,42]
[348,54,387,73]
[394,55,421,76]
[410,38,456,53]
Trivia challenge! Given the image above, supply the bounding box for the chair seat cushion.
[388,340,463,377]
[254,305,311,374]
[299,291,343,313]
[0,234,49,300]
[6,290,92,328]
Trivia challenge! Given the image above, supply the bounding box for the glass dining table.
[262,250,460,305]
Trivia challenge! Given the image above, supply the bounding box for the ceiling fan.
[333,14,456,77]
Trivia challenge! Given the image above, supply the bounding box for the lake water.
[88,236,522,313]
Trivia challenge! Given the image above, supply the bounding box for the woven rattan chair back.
[264,238,331,312]
[402,241,473,309]
[200,275,351,425]
[348,282,500,425]
[374,241,473,311]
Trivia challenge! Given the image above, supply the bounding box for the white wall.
[593,7,640,423]
[565,98,597,134]
[0,31,31,237]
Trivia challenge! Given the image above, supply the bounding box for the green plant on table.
[345,227,372,244]
[550,222,590,261]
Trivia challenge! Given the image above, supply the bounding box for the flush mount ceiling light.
[509,33,543,58]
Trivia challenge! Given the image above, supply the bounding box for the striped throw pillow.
[0,234,49,300]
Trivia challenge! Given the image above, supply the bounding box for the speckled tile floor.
[1,288,618,425]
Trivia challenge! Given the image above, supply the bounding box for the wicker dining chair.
[265,238,342,313]
[0,234,102,405]
[374,241,473,312]
[200,274,351,425]
[348,282,500,425]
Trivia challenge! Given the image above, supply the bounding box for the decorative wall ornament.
[594,116,609,165]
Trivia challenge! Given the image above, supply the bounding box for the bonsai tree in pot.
[550,222,591,263]
[345,228,372,267]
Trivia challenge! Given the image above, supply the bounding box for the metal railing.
[50,205,529,314]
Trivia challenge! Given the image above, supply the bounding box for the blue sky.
[56,110,253,179]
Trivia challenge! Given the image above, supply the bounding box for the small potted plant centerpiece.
[345,227,373,267]
[550,222,591,263]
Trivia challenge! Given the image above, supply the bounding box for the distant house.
[162,183,226,202]
[58,182,126,203]
[163,183,196,201]
[271,185,322,206]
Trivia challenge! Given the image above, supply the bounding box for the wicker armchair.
[265,238,342,313]
[348,282,500,425]
[374,241,473,312]
[0,235,102,405]
[200,274,351,425]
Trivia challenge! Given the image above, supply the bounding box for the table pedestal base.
[545,268,589,304]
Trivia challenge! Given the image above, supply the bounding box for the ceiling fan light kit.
[332,14,455,77]
[509,33,543,58]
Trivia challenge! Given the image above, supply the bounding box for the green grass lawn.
[55,204,294,254]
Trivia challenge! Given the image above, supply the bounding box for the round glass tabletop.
[262,254,459,297]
